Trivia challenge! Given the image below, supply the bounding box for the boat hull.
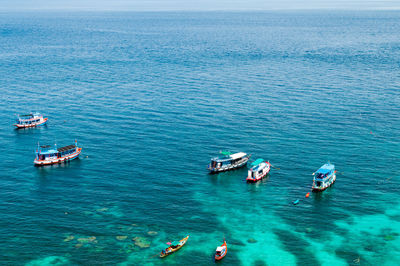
[34,148,82,166]
[208,155,251,174]
[15,118,48,129]
[312,174,336,192]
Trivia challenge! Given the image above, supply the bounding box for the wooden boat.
[14,113,48,128]
[246,158,271,182]
[34,140,82,166]
[312,163,336,192]
[160,235,189,258]
[208,151,251,173]
[215,239,227,261]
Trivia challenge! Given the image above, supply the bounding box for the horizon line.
[1,7,400,12]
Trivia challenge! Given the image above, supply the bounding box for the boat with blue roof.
[208,151,251,173]
[246,158,271,182]
[14,113,48,129]
[312,162,336,191]
[34,140,82,166]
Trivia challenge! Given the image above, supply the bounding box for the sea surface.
[0,11,399,266]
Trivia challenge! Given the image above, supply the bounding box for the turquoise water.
[0,11,399,265]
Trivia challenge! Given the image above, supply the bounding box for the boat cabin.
[36,144,77,161]
[16,113,41,125]
[216,246,225,255]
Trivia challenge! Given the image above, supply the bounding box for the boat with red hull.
[14,113,48,128]
[246,158,271,182]
[215,239,227,261]
[34,140,82,166]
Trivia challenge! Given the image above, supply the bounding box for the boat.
[208,151,251,173]
[293,199,300,205]
[215,239,227,261]
[34,140,82,166]
[312,163,336,192]
[160,235,189,258]
[14,113,48,128]
[246,158,271,182]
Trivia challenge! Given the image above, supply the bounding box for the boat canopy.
[57,144,76,152]
[38,143,76,155]
[216,246,224,252]
[316,163,335,174]
[251,158,264,166]
[220,151,232,156]
[19,114,33,117]
[230,152,247,160]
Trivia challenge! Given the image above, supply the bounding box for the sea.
[0,10,399,266]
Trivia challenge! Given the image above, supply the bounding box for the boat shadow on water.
[246,174,271,191]
[208,168,248,186]
[312,184,336,202]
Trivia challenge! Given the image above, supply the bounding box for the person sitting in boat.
[161,248,169,255]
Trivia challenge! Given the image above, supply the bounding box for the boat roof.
[251,162,267,172]
[230,152,247,160]
[19,114,33,117]
[57,145,76,152]
[316,163,335,174]
[216,246,224,252]
[220,151,232,156]
[38,144,76,154]
[251,158,264,166]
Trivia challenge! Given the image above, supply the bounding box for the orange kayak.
[215,239,227,261]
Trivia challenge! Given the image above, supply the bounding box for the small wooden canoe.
[160,235,189,258]
[215,239,227,261]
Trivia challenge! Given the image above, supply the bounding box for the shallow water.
[0,11,399,265]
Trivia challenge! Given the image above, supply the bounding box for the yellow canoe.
[160,235,189,258]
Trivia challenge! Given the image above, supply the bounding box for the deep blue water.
[0,11,399,266]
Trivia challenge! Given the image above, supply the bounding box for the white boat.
[14,113,48,128]
[246,158,271,182]
[208,151,251,173]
